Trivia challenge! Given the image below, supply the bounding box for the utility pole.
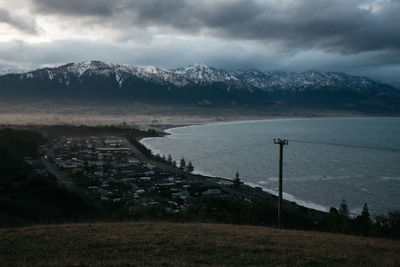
[274,138,288,228]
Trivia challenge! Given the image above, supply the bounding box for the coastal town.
[40,135,242,214]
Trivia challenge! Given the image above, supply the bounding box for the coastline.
[146,114,400,137]
[140,120,332,213]
[140,116,400,214]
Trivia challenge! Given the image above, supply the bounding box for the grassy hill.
[1,222,399,266]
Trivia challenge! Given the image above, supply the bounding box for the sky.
[0,0,399,85]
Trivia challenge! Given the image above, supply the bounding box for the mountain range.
[0,60,399,113]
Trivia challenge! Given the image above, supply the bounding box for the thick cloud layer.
[0,8,38,34]
[0,0,399,84]
[32,0,117,16]
[28,0,400,53]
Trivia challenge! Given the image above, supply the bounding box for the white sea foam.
[189,169,329,212]
[245,182,329,212]
[360,187,371,193]
[139,141,330,212]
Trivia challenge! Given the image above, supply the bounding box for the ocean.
[141,117,400,215]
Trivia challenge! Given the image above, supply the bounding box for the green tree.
[233,171,242,189]
[180,157,186,170]
[361,203,370,220]
[187,161,194,172]
[339,199,349,218]
[358,203,371,236]
[167,154,172,164]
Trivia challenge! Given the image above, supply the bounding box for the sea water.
[141,117,400,215]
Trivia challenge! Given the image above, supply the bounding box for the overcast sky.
[0,0,399,84]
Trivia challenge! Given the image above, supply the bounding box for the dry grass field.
[1,222,399,266]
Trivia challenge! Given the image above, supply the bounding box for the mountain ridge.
[0,60,399,113]
[4,60,396,94]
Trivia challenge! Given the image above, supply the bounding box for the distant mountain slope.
[234,69,398,95]
[0,61,272,106]
[234,69,400,111]
[0,60,399,112]
[175,63,238,84]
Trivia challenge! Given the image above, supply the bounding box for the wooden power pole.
[274,138,288,228]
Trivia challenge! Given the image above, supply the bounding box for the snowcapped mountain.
[22,61,192,88]
[0,61,272,106]
[174,63,238,84]
[18,61,242,88]
[4,60,395,94]
[0,67,29,76]
[0,60,399,112]
[234,69,396,95]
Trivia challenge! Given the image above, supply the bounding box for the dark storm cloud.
[32,0,118,16]
[0,8,38,34]
[29,0,400,53]
[129,0,400,53]
[1,38,400,83]
[2,0,400,84]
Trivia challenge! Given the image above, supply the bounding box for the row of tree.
[321,199,400,239]
[124,134,195,173]
[178,157,194,172]
[154,153,195,173]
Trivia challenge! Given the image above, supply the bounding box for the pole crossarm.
[273,138,289,145]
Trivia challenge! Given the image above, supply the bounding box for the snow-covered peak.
[191,63,209,69]
[10,61,394,95]
[174,64,238,83]
[0,67,32,76]
[234,69,271,89]
[36,61,191,87]
[236,69,381,93]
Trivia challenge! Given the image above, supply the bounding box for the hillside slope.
[1,222,399,266]
[0,128,100,227]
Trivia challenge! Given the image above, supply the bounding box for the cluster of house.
[49,136,224,213]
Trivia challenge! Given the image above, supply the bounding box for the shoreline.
[159,115,397,134]
[140,116,400,215]
[140,120,333,213]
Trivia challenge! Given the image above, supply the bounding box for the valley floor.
[0,102,366,130]
[1,222,399,266]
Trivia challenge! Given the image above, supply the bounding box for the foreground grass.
[1,222,399,266]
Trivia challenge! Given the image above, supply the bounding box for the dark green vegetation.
[109,195,400,240]
[0,128,97,226]
[0,128,45,158]
[0,126,164,227]
[1,222,399,266]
